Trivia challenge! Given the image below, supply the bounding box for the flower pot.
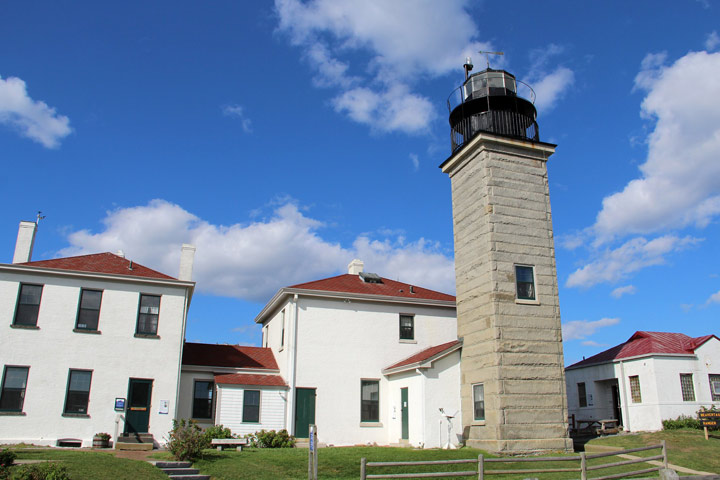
[93,436,110,448]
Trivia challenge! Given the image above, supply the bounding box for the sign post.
[308,424,318,480]
[699,411,720,440]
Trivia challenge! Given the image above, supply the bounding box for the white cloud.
[409,153,419,171]
[59,199,455,302]
[222,104,253,133]
[274,0,487,133]
[581,340,607,347]
[523,44,575,113]
[706,290,720,305]
[0,75,72,148]
[594,51,720,241]
[566,235,701,288]
[705,31,720,51]
[562,317,620,341]
[611,285,637,298]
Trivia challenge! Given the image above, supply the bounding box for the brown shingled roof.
[182,342,279,370]
[567,331,719,369]
[215,373,287,387]
[290,274,455,302]
[384,340,462,373]
[16,252,175,280]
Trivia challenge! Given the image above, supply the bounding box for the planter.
[93,435,110,448]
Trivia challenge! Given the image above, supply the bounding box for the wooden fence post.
[662,439,668,469]
[360,457,367,480]
[477,454,483,480]
[580,451,587,480]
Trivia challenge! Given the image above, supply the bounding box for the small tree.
[166,419,206,461]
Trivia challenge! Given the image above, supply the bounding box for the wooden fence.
[360,441,668,480]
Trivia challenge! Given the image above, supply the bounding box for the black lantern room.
[447,60,539,152]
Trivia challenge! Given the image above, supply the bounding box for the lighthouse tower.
[441,60,572,453]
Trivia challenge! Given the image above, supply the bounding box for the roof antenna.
[36,211,46,225]
[478,50,504,69]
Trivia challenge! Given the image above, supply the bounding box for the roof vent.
[116,250,125,258]
[359,272,383,284]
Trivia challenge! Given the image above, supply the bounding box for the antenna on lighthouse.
[478,50,504,69]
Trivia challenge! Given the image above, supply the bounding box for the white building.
[565,331,720,432]
[178,342,288,437]
[0,221,195,447]
[253,259,461,448]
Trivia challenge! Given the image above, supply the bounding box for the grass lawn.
[4,448,167,480]
[152,430,719,480]
[586,428,720,474]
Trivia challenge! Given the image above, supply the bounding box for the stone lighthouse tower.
[440,59,571,453]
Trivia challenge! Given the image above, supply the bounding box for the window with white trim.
[515,265,536,301]
[709,374,720,402]
[680,373,695,402]
[243,390,260,423]
[629,375,642,403]
[361,380,379,422]
[399,314,414,340]
[473,383,485,421]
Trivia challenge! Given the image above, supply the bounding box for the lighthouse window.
[515,265,536,301]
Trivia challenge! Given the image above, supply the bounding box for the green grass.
[587,428,720,474]
[5,430,718,480]
[6,449,167,480]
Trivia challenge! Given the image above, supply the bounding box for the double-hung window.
[680,374,695,401]
[64,369,92,415]
[0,366,29,412]
[709,374,720,402]
[193,381,214,419]
[515,265,536,301]
[13,284,43,327]
[242,390,260,423]
[361,380,379,422]
[76,289,102,331]
[473,383,485,421]
[136,294,161,335]
[578,382,587,407]
[399,314,414,341]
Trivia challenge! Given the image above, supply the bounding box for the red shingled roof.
[290,274,455,302]
[215,373,287,387]
[567,331,718,369]
[183,342,279,370]
[16,252,175,280]
[384,340,462,372]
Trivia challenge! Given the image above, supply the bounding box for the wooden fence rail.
[360,441,668,480]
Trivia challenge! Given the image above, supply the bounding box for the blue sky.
[2,1,719,366]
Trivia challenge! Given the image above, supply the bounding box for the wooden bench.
[211,438,248,451]
[596,419,619,435]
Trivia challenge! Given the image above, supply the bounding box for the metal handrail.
[447,79,536,113]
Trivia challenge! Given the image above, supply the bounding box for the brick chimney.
[13,221,38,264]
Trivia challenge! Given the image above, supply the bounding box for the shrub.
[247,429,295,448]
[166,419,207,461]
[5,463,69,480]
[94,433,111,441]
[0,450,15,468]
[662,415,701,430]
[203,424,234,447]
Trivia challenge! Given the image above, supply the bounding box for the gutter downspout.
[618,360,630,432]
[287,294,299,434]
[173,287,191,427]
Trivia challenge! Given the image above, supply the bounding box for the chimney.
[13,221,38,264]
[347,259,364,275]
[178,244,196,281]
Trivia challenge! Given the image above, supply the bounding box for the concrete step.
[162,468,199,475]
[154,461,192,468]
[115,441,154,451]
[167,475,210,480]
[118,433,154,443]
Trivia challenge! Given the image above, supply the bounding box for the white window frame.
[472,383,485,423]
[514,264,539,305]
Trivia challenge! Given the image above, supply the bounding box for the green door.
[125,379,153,434]
[294,388,316,438]
[401,388,409,440]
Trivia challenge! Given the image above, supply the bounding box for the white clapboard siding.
[216,385,287,436]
